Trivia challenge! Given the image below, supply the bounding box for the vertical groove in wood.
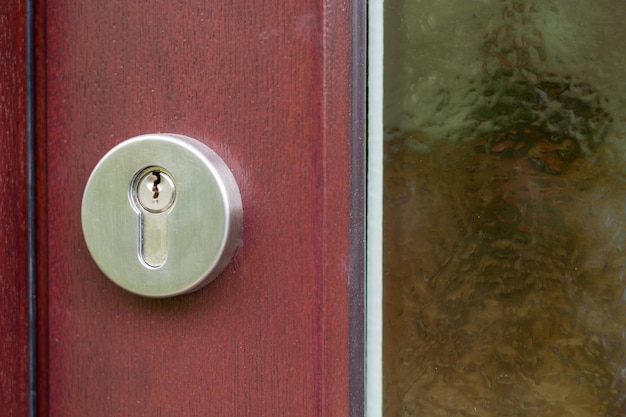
[348,0,367,415]
[35,0,48,414]
[0,1,29,416]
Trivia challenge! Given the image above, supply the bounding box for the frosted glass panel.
[383,1,626,415]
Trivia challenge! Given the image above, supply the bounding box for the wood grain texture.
[0,1,29,416]
[44,0,353,416]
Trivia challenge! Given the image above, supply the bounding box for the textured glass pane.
[383,2,626,416]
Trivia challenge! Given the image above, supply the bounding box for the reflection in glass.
[383,2,626,416]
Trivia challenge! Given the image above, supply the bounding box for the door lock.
[81,134,243,298]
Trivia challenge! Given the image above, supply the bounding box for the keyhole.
[152,171,161,199]
[131,167,177,268]
[135,168,176,213]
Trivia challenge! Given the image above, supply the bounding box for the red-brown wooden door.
[0,0,363,416]
[1,1,30,416]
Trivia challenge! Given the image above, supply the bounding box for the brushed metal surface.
[81,133,243,297]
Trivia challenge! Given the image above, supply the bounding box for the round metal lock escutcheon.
[81,134,243,298]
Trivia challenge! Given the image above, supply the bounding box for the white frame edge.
[366,0,384,415]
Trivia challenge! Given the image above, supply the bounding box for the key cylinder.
[135,169,176,213]
[131,168,177,268]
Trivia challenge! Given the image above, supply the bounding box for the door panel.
[1,1,28,416]
[42,1,354,415]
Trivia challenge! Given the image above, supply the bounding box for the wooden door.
[1,1,29,416]
[0,0,364,415]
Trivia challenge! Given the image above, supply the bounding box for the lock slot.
[138,211,169,268]
[130,166,176,268]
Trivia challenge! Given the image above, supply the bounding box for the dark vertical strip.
[26,0,37,415]
[350,0,367,415]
